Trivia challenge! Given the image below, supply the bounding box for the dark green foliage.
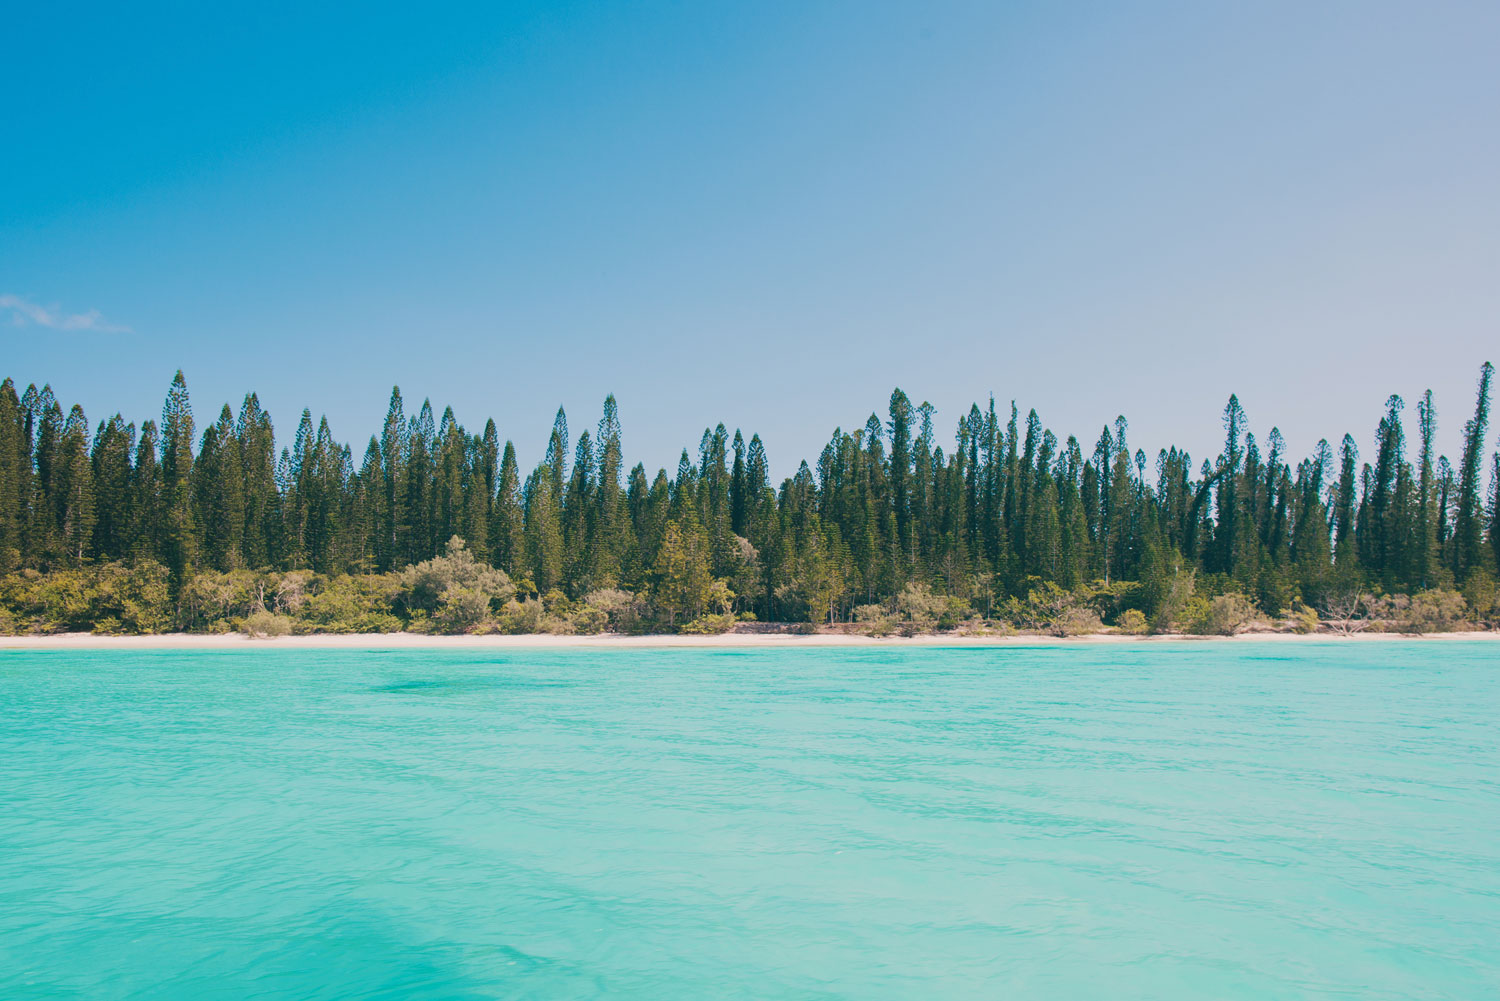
[0,364,1495,632]
[1454,362,1493,582]
[159,371,197,582]
[0,379,26,571]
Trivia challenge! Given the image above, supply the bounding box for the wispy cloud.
[1,293,132,333]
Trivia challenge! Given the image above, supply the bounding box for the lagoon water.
[1,642,1497,999]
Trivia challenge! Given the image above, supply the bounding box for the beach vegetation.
[1188,592,1266,636]
[242,609,293,639]
[0,366,1496,636]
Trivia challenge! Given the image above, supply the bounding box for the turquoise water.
[1,643,1497,999]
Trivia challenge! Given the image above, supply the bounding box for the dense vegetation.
[1,364,1497,636]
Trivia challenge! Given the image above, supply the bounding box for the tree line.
[0,363,1496,632]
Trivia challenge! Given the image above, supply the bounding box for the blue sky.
[4,1,1497,477]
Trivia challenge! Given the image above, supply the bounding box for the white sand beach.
[2,630,1496,651]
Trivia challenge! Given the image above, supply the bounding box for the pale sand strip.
[1,630,1496,651]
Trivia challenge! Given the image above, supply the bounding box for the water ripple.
[1,642,1497,999]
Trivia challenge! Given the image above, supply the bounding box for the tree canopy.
[0,363,1496,634]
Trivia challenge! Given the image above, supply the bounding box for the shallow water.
[1,642,1497,999]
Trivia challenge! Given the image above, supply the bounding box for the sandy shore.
[2,630,1496,651]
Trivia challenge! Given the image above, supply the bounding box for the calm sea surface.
[1,642,1497,999]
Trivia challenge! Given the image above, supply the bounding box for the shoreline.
[2,630,1497,651]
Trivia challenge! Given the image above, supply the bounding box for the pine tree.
[57,405,95,564]
[435,407,466,548]
[301,415,345,571]
[89,416,135,562]
[650,518,717,628]
[1489,450,1500,580]
[476,420,500,559]
[0,380,27,570]
[546,406,569,501]
[1364,395,1406,586]
[1106,417,1139,583]
[729,429,748,537]
[378,387,407,571]
[405,400,436,562]
[131,421,163,561]
[1435,455,1455,565]
[1453,362,1493,582]
[491,441,525,577]
[25,387,63,566]
[159,372,197,581]
[524,463,564,594]
[357,437,384,569]
[698,422,735,577]
[1414,390,1439,588]
[462,433,490,563]
[887,389,914,575]
[1215,395,1247,578]
[196,404,245,569]
[563,429,595,589]
[1333,434,1359,570]
[236,393,278,569]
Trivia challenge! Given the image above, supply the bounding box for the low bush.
[0,562,175,634]
[894,582,949,635]
[854,603,896,637]
[496,598,542,635]
[398,537,515,634]
[1188,592,1265,636]
[180,570,262,632]
[1116,609,1148,635]
[242,609,293,638]
[566,604,610,635]
[90,561,173,634]
[1289,604,1320,634]
[1053,607,1103,637]
[1392,588,1464,633]
[680,613,736,635]
[580,588,651,633]
[1460,572,1496,624]
[297,574,402,634]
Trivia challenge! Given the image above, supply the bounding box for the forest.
[0,362,1496,637]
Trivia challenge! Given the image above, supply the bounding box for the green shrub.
[1117,609,1148,635]
[581,588,649,633]
[1003,581,1087,634]
[496,598,542,634]
[242,610,293,638]
[1460,572,1495,623]
[680,613,736,635]
[1053,607,1103,637]
[180,569,263,632]
[567,605,610,635]
[1150,568,1197,633]
[27,570,93,632]
[895,582,948,634]
[398,537,514,634]
[432,586,493,633]
[1189,592,1265,635]
[1289,605,1319,634]
[1400,590,1468,633]
[0,562,175,634]
[83,561,173,634]
[296,574,402,633]
[854,603,896,637]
